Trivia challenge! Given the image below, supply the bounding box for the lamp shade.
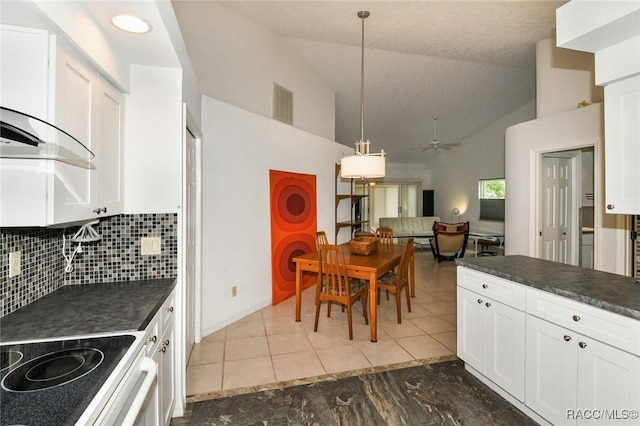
[340,154,385,179]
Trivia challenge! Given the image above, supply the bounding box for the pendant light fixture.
[340,11,386,179]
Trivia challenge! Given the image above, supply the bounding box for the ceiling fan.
[413,116,461,151]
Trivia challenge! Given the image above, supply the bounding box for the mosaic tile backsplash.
[1,213,177,317]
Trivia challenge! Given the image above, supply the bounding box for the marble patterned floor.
[173,360,536,425]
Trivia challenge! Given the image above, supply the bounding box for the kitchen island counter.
[455,255,640,320]
[0,278,176,342]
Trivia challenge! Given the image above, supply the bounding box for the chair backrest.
[376,227,394,245]
[396,238,414,284]
[315,231,329,249]
[432,221,470,254]
[318,244,352,298]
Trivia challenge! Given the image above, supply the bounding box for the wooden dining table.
[292,242,415,342]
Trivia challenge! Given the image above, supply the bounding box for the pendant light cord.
[359,11,368,144]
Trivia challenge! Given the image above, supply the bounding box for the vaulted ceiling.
[173,1,566,164]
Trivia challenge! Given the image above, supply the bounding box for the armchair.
[429,221,470,262]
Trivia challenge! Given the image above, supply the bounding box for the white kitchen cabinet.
[0,25,123,226]
[145,290,176,426]
[604,74,640,215]
[526,314,640,425]
[457,268,526,402]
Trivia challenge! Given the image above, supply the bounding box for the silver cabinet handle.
[579,342,587,349]
[148,335,157,343]
[485,302,491,308]
[164,339,170,346]
[167,306,174,312]
[92,207,107,214]
[573,315,581,322]
[477,299,483,304]
[482,284,488,289]
[564,335,571,342]
[607,204,615,210]
[160,345,167,353]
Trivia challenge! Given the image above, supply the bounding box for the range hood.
[0,106,94,167]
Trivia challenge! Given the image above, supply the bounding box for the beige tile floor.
[186,251,459,397]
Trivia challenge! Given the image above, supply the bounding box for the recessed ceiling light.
[111,14,151,34]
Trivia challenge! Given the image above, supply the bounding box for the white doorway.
[183,109,202,363]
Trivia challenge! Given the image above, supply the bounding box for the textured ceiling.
[174,1,566,164]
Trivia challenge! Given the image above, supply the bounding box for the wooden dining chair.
[376,227,394,245]
[376,238,413,324]
[314,231,329,249]
[314,244,369,340]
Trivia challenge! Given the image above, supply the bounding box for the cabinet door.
[94,77,124,215]
[526,315,578,425]
[457,287,485,369]
[577,336,640,425]
[51,43,95,224]
[0,25,51,119]
[604,75,640,214]
[159,323,175,426]
[485,299,525,402]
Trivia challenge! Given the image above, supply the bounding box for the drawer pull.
[477,299,483,304]
[579,342,587,349]
[160,345,167,353]
[607,204,615,210]
[572,315,581,322]
[167,306,174,312]
[148,335,157,343]
[164,339,170,346]
[563,335,572,342]
[482,284,488,289]
[485,302,491,308]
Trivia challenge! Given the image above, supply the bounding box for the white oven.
[79,332,158,426]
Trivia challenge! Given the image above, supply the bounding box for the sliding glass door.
[356,182,419,230]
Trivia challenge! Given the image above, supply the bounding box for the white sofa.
[378,217,441,238]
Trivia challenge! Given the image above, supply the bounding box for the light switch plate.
[141,237,161,255]
[9,251,21,277]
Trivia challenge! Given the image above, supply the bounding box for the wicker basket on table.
[349,236,379,255]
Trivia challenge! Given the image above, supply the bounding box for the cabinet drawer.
[457,267,525,310]
[526,287,640,355]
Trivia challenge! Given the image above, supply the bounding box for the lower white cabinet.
[526,311,640,425]
[144,290,176,425]
[457,271,526,402]
[458,266,640,425]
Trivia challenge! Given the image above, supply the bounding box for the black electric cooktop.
[0,334,135,426]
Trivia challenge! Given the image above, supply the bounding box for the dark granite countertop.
[0,278,176,342]
[456,255,640,320]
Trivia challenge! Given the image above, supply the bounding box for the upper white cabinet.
[0,24,123,226]
[557,1,640,214]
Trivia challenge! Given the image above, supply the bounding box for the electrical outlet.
[140,237,162,255]
[231,286,237,297]
[9,251,21,278]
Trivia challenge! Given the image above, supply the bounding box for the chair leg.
[395,290,402,324]
[314,300,321,332]
[346,303,354,340]
[327,301,332,317]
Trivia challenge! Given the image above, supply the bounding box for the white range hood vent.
[0,106,94,168]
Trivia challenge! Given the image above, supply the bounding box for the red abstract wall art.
[269,170,317,305]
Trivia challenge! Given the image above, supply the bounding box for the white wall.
[429,101,535,229]
[536,38,603,118]
[123,65,183,213]
[174,1,335,142]
[200,96,348,336]
[505,103,628,275]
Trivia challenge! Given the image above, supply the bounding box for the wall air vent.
[272,83,293,125]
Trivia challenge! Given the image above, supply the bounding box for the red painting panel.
[269,170,317,305]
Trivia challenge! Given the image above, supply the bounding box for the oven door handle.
[121,357,157,426]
